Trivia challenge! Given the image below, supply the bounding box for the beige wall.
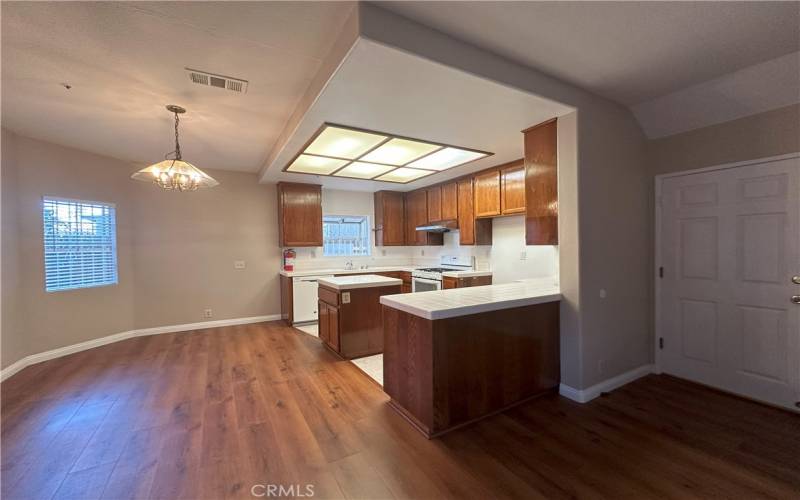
[1,129,25,368]
[648,103,800,175]
[1,130,280,369]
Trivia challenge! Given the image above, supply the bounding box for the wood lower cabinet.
[318,283,401,359]
[457,178,492,246]
[374,191,405,246]
[277,182,322,247]
[442,275,492,289]
[501,161,526,215]
[473,169,501,218]
[524,119,558,245]
[441,182,458,221]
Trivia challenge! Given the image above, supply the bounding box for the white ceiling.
[382,1,800,106]
[259,38,573,191]
[1,1,354,172]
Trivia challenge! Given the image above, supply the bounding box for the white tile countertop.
[440,270,493,278]
[380,280,561,320]
[318,274,403,291]
[279,266,418,277]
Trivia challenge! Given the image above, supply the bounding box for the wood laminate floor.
[2,321,799,499]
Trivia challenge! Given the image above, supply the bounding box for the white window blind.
[323,215,371,257]
[43,197,118,292]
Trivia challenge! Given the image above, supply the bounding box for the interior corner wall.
[358,4,651,391]
[0,130,281,369]
[1,129,27,369]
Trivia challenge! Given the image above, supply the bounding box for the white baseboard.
[0,314,281,382]
[559,364,654,403]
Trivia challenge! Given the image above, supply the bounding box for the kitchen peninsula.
[380,280,561,438]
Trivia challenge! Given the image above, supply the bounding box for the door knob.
[793,275,800,285]
[792,296,800,304]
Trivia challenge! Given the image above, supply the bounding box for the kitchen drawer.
[318,285,339,306]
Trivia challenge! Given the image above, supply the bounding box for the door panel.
[660,157,799,411]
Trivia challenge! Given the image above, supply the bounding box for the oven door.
[412,277,442,293]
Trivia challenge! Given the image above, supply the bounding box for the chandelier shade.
[132,105,218,191]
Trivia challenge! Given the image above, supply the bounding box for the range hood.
[415,220,458,233]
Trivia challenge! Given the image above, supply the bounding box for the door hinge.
[659,337,664,350]
[659,266,664,278]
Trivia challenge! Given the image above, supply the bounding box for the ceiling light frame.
[283,123,493,184]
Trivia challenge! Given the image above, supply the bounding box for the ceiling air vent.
[186,68,248,93]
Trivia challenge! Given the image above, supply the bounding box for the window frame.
[322,214,372,257]
[42,195,119,293]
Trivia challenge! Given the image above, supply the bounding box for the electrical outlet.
[598,360,605,374]
[420,249,425,256]
[342,292,351,304]
[234,260,245,269]
[520,250,527,260]
[381,249,387,256]
[599,289,607,299]
[204,308,213,319]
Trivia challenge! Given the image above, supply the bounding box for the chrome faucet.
[345,260,354,270]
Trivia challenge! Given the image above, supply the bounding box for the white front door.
[659,156,800,411]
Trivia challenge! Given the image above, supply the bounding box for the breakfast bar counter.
[380,280,561,438]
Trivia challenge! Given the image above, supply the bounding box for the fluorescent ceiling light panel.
[287,154,348,175]
[406,147,487,171]
[304,127,387,159]
[333,162,396,179]
[375,167,431,183]
[359,138,441,166]
[283,123,492,182]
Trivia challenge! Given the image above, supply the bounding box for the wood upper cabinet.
[277,182,322,247]
[473,169,501,218]
[524,119,558,245]
[441,182,458,221]
[405,190,443,246]
[374,191,405,246]
[427,186,442,222]
[501,161,526,215]
[457,178,492,246]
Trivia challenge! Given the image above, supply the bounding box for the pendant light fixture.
[132,105,219,191]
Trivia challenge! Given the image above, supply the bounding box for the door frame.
[653,152,800,374]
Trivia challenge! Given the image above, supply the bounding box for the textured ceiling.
[382,1,800,106]
[1,1,354,172]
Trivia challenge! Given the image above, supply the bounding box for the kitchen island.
[380,280,561,438]
[318,274,402,359]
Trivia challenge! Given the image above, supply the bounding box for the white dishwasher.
[292,275,333,324]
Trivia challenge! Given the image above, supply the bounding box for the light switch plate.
[234,260,246,269]
[342,292,351,304]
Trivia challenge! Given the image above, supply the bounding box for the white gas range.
[411,255,475,292]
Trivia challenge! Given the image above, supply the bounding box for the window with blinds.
[322,215,371,257]
[42,197,118,292]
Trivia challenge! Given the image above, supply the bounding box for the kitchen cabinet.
[405,190,443,246]
[374,191,405,246]
[457,178,492,246]
[318,280,400,359]
[441,182,458,221]
[473,169,501,218]
[442,275,492,289]
[277,182,322,247]
[501,161,526,215]
[427,186,442,222]
[524,119,558,245]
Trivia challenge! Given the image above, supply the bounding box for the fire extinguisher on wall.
[283,248,296,272]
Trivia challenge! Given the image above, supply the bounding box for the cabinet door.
[442,277,458,289]
[473,170,501,218]
[457,178,475,244]
[374,191,405,246]
[318,301,329,344]
[501,163,526,214]
[407,190,428,245]
[441,182,458,220]
[427,186,442,222]
[278,182,322,247]
[328,306,340,351]
[524,119,558,245]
